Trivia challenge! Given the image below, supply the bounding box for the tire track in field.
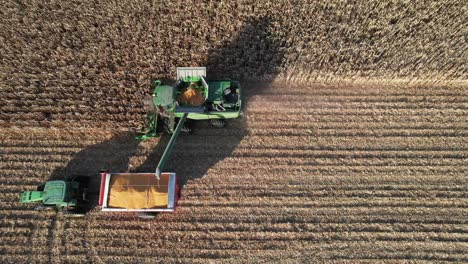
[83,215,104,264]
[28,222,43,263]
[47,215,62,264]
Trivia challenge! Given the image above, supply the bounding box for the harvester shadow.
[134,16,285,192]
[49,132,140,211]
[45,16,285,215]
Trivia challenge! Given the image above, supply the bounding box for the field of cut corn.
[1,81,467,263]
[1,0,467,263]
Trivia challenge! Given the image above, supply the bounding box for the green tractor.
[137,67,242,140]
[20,176,89,216]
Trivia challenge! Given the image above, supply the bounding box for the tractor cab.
[45,180,76,206]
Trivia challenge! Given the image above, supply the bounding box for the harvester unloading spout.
[154,112,188,180]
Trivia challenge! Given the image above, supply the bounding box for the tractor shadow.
[49,132,140,210]
[134,16,285,189]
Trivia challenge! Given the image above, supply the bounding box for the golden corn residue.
[107,173,170,209]
[177,83,204,106]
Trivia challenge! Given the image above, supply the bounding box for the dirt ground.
[1,81,467,263]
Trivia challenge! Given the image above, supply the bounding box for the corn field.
[0,0,467,263]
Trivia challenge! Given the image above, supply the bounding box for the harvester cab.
[20,176,89,216]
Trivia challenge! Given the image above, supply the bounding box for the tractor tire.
[137,212,157,219]
[210,119,225,128]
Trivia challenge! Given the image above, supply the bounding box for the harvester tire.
[210,119,225,128]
